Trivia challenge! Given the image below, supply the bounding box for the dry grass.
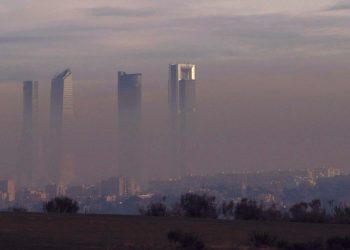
[0,213,349,249]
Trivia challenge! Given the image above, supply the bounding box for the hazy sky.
[1,1,350,186]
[0,0,350,79]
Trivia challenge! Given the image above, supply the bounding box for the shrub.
[43,196,79,213]
[7,206,28,213]
[179,193,217,218]
[235,199,262,220]
[167,230,205,250]
[250,231,277,247]
[261,204,284,221]
[286,241,325,250]
[327,235,350,250]
[250,232,325,250]
[333,205,350,224]
[140,202,168,217]
[289,200,327,223]
[221,201,234,219]
[289,202,308,222]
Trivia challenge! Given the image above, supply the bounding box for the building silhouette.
[168,64,197,177]
[48,69,75,185]
[17,81,39,187]
[117,71,142,179]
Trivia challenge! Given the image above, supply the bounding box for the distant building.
[45,184,67,199]
[125,177,140,196]
[98,176,140,197]
[169,64,196,121]
[48,69,75,185]
[168,64,197,177]
[117,71,142,179]
[0,180,16,202]
[17,81,39,187]
[118,71,142,127]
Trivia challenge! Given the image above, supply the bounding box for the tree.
[261,204,284,221]
[289,200,326,223]
[307,199,326,223]
[178,193,217,218]
[140,202,168,216]
[222,201,235,219]
[43,196,79,213]
[289,202,308,222]
[333,204,350,224]
[7,206,28,213]
[235,198,262,220]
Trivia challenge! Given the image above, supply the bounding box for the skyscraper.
[168,64,197,177]
[118,72,142,128]
[17,81,39,187]
[49,69,75,185]
[169,64,196,126]
[117,71,142,179]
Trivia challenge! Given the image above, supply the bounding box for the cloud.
[1,1,350,79]
[325,2,350,11]
[83,7,156,17]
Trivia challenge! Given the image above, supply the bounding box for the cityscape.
[1,0,350,249]
[0,64,350,215]
[1,62,350,212]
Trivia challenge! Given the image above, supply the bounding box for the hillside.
[0,213,350,249]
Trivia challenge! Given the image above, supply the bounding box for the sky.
[0,0,350,79]
[1,1,350,186]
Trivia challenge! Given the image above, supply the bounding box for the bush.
[289,199,326,223]
[250,231,326,250]
[43,196,79,213]
[140,202,168,217]
[333,205,350,224]
[178,193,217,218]
[250,231,277,247]
[261,204,284,221]
[7,206,28,213]
[235,199,262,220]
[286,241,325,250]
[167,230,205,250]
[327,235,350,250]
[289,202,308,222]
[221,201,234,219]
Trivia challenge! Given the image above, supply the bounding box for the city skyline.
[1,1,350,248]
[1,1,350,189]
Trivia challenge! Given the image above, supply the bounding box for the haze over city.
[1,0,350,187]
[3,2,350,250]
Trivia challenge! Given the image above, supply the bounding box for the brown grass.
[0,213,349,249]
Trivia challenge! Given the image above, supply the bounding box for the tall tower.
[168,64,197,177]
[17,81,39,187]
[117,71,142,179]
[49,69,75,185]
[169,64,196,127]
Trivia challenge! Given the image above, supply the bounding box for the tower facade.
[168,64,197,177]
[17,81,39,187]
[117,71,142,179]
[49,69,75,185]
[169,64,196,124]
[118,72,142,128]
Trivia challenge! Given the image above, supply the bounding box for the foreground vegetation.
[6,194,350,249]
[0,212,350,249]
[141,193,350,224]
